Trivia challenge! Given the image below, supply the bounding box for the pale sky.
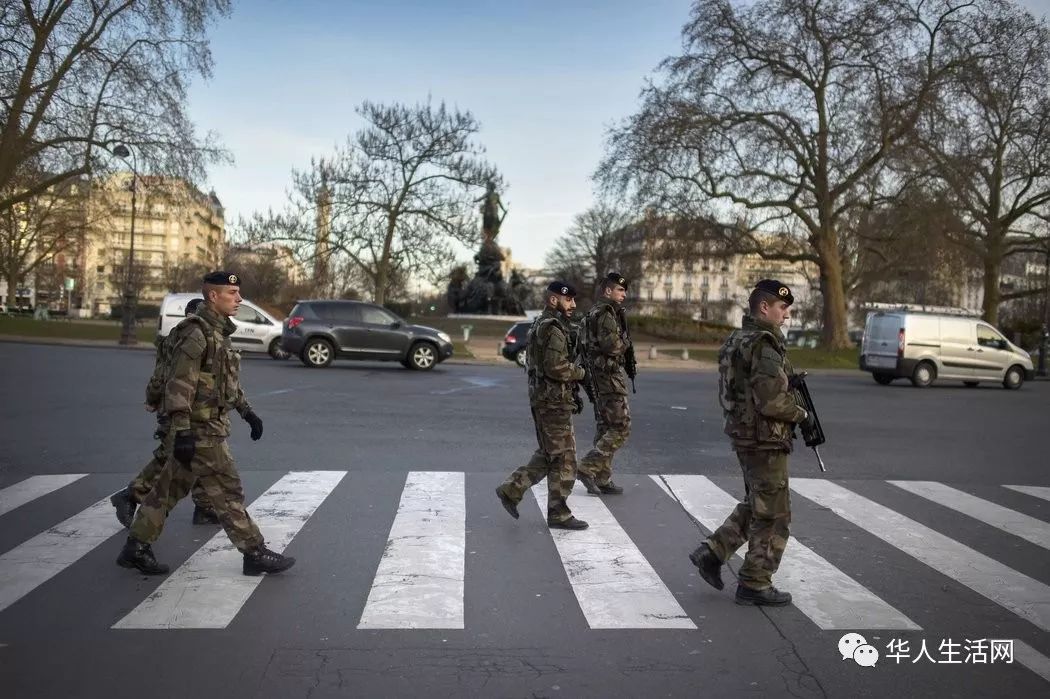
[187,0,1050,271]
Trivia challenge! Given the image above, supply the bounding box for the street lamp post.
[112,144,138,346]
[1038,242,1049,377]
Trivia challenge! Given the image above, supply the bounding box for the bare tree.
[249,100,499,305]
[599,0,973,348]
[907,0,1050,323]
[163,260,210,294]
[545,205,634,298]
[223,247,289,304]
[0,0,231,215]
[0,173,88,306]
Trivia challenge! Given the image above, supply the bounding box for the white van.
[860,303,1033,389]
[158,292,288,359]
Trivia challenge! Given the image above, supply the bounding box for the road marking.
[0,474,87,517]
[655,475,919,630]
[0,498,123,612]
[1005,485,1050,504]
[890,480,1050,550]
[359,471,465,629]
[114,471,345,629]
[1016,640,1050,684]
[533,486,695,629]
[792,479,1050,632]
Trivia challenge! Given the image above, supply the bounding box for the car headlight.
[437,332,451,344]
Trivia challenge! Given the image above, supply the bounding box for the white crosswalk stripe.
[1005,485,1050,503]
[792,478,1050,632]
[654,475,920,630]
[113,471,346,630]
[0,474,87,517]
[890,480,1050,550]
[0,497,123,612]
[533,485,695,629]
[358,471,465,629]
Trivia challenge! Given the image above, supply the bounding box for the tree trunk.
[815,236,851,349]
[981,256,1000,325]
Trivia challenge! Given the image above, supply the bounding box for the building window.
[685,288,692,302]
[665,288,672,302]
[702,291,709,303]
[96,265,105,273]
[702,275,709,289]
[721,287,728,300]
[647,288,654,301]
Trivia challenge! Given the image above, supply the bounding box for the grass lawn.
[0,316,157,344]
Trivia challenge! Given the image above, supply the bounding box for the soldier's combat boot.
[597,481,624,495]
[116,536,169,575]
[548,516,589,530]
[495,486,519,519]
[192,505,220,525]
[689,542,724,591]
[243,545,296,576]
[109,487,137,528]
[735,584,792,607]
[577,475,602,495]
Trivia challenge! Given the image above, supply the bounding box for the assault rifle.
[788,371,827,472]
[617,307,637,394]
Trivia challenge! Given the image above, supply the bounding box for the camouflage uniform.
[705,315,806,590]
[129,302,264,552]
[497,307,585,524]
[128,325,210,509]
[577,298,631,486]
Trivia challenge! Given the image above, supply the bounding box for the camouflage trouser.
[130,426,210,510]
[498,406,577,523]
[130,441,264,552]
[578,390,630,485]
[705,449,791,590]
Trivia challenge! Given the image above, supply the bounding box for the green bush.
[108,304,160,320]
[631,315,733,343]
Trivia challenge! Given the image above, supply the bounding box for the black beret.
[754,279,794,305]
[546,280,577,298]
[202,271,241,286]
[605,271,628,288]
[185,298,204,315]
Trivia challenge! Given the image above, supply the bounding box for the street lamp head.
[112,144,130,158]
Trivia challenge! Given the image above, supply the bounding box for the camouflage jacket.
[145,316,205,411]
[581,298,629,396]
[718,315,805,451]
[526,307,586,408]
[163,302,252,444]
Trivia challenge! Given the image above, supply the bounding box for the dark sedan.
[500,321,532,367]
[281,300,454,370]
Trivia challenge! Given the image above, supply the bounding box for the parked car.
[500,321,532,367]
[859,304,1034,389]
[158,293,289,359]
[281,300,453,370]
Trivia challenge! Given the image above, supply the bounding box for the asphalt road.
[0,342,1048,698]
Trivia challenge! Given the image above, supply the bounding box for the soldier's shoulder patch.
[175,326,207,359]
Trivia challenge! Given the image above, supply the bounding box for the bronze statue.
[476,180,507,244]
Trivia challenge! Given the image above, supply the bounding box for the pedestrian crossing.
[1,470,1049,649]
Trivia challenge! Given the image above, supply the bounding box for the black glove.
[173,430,196,467]
[799,410,816,433]
[244,410,264,441]
[573,394,584,415]
[153,415,169,441]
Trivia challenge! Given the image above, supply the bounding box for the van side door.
[938,318,977,379]
[230,305,271,352]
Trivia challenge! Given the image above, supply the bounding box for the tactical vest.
[525,314,572,405]
[718,328,780,435]
[580,303,622,371]
[188,322,230,424]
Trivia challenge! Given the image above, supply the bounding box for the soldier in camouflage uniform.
[109,297,218,528]
[117,271,295,576]
[577,271,631,496]
[495,281,589,530]
[689,280,814,606]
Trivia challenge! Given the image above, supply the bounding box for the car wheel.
[910,361,936,388]
[515,348,527,368]
[408,341,437,371]
[268,338,289,360]
[963,381,979,387]
[301,338,334,368]
[1002,365,1024,390]
[872,373,893,385]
